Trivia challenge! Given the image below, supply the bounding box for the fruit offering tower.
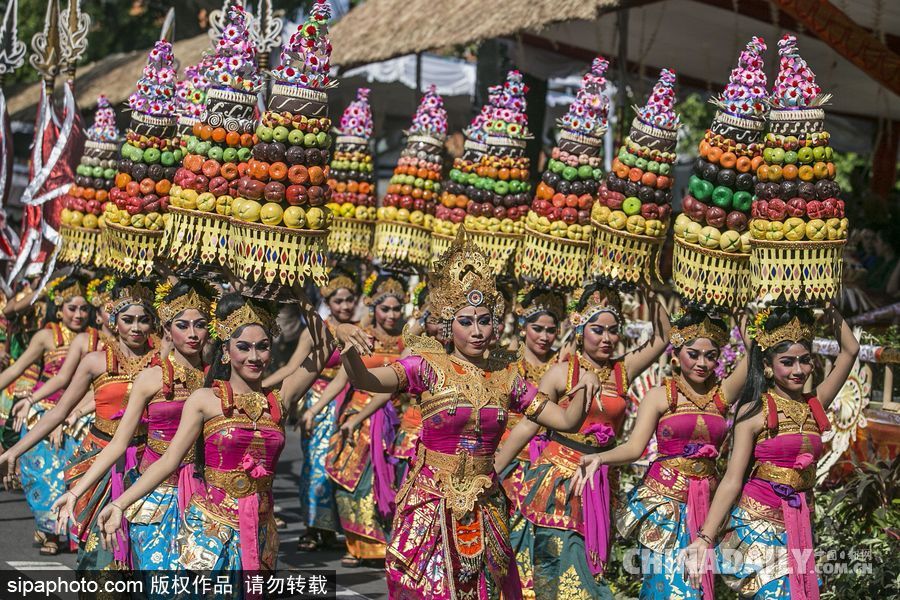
[103,40,179,278]
[166,4,262,272]
[431,84,499,256]
[230,0,335,295]
[59,96,122,267]
[326,87,376,258]
[673,38,766,308]
[372,85,447,271]
[173,56,214,137]
[750,35,846,303]
[518,57,610,288]
[591,68,678,286]
[467,70,532,274]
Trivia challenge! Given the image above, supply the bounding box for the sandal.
[39,536,60,556]
[296,533,319,552]
[341,553,362,568]
[274,516,286,529]
[34,531,46,545]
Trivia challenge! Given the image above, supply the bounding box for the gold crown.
[753,316,815,351]
[320,274,358,300]
[106,283,155,317]
[154,282,214,324]
[430,227,502,321]
[364,276,408,306]
[212,301,279,341]
[568,286,622,329]
[670,316,730,348]
[48,278,86,306]
[517,287,566,322]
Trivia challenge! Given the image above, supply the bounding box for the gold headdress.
[211,301,279,341]
[516,286,566,323]
[670,316,729,348]
[154,281,215,323]
[47,277,86,306]
[86,275,115,308]
[364,274,408,306]
[106,282,155,318]
[568,285,622,330]
[749,309,815,350]
[320,273,358,300]
[429,227,502,321]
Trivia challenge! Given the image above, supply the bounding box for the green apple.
[222,147,238,163]
[288,129,304,145]
[237,147,251,162]
[160,151,175,166]
[256,125,274,142]
[622,196,642,216]
[207,146,224,162]
[273,126,290,142]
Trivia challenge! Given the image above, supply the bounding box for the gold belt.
[420,446,495,520]
[204,467,274,498]
[665,457,717,478]
[92,415,119,437]
[147,436,195,463]
[754,462,816,491]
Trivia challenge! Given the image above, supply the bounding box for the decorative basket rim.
[463,139,488,151]
[406,133,447,147]
[84,139,121,152]
[469,229,524,240]
[768,107,826,122]
[168,206,231,222]
[206,86,260,103]
[229,218,330,237]
[105,221,165,237]
[270,82,328,103]
[335,135,370,146]
[485,135,528,148]
[630,116,678,140]
[749,238,846,249]
[524,225,591,247]
[712,110,766,132]
[674,235,750,260]
[591,220,666,245]
[374,219,431,233]
[60,224,101,234]
[130,111,177,127]
[333,216,375,225]
[558,129,604,147]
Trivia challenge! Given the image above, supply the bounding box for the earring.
[763,366,774,379]
[221,353,230,365]
[670,356,681,372]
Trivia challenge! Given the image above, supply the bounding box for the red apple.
[308,185,324,206]
[786,197,807,218]
[706,206,727,228]
[766,199,786,221]
[726,211,748,232]
[577,194,593,210]
[641,203,661,221]
[264,181,286,202]
[806,200,823,219]
[577,209,591,225]
[209,176,229,197]
[752,200,767,219]
[551,193,566,208]
[561,207,578,224]
[493,206,507,219]
[450,207,466,223]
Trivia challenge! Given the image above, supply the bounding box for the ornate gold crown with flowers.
[86,276,116,308]
[47,277,86,306]
[748,309,815,350]
[429,227,502,321]
[363,274,408,306]
[669,316,729,348]
[568,286,622,329]
[320,273,358,300]
[153,281,215,324]
[107,283,155,317]
[210,300,279,341]
[516,286,566,323]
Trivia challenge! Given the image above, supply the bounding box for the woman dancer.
[579,309,748,598]
[51,280,214,571]
[0,275,92,554]
[95,293,329,577]
[0,279,157,570]
[334,230,604,599]
[498,282,671,599]
[321,272,407,567]
[685,306,858,599]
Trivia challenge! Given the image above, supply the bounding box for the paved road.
[0,428,388,599]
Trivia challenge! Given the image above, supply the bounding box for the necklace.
[675,376,719,411]
[768,390,811,433]
[576,353,612,412]
[369,326,403,355]
[171,358,205,394]
[234,391,268,425]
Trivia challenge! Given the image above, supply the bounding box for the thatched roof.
[7,34,212,121]
[330,0,619,67]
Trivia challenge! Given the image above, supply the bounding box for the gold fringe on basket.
[373,220,432,269]
[673,237,751,308]
[516,227,590,288]
[327,217,374,258]
[590,221,663,285]
[163,207,231,267]
[230,220,329,289]
[469,230,522,276]
[750,238,845,302]
[103,222,164,278]
[59,225,102,267]
[431,232,453,263]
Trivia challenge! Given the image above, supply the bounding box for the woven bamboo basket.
[163,207,231,268]
[103,222,164,278]
[229,220,329,295]
[373,220,432,270]
[431,232,453,261]
[590,221,664,285]
[673,237,751,308]
[469,230,522,276]
[327,217,374,259]
[517,226,590,288]
[59,225,101,267]
[750,238,845,302]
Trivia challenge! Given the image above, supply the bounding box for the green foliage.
[816,456,900,599]
[675,92,715,161]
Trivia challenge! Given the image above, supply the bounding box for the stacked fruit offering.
[432,85,500,238]
[750,35,846,303]
[326,88,377,257]
[372,85,447,269]
[672,38,768,308]
[174,56,214,137]
[591,68,678,285]
[104,41,179,235]
[230,0,335,291]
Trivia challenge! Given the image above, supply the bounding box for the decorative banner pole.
[0,0,26,262]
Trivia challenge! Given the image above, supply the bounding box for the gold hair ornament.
[154,281,214,323]
[211,301,279,341]
[364,276,408,306]
[516,287,566,324]
[47,277,85,306]
[669,316,729,348]
[568,286,622,331]
[429,227,502,322]
[751,316,815,351]
[320,274,357,300]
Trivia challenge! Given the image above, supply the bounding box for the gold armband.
[524,391,550,420]
[390,362,409,391]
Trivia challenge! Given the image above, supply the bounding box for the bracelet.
[696,531,714,545]
[111,502,124,512]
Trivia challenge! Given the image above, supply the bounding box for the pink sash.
[686,477,713,600]
[582,464,610,576]
[109,445,139,566]
[784,493,819,600]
